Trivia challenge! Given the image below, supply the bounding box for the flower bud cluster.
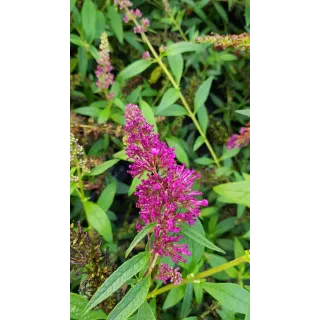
[114,0,150,34]
[95,32,114,99]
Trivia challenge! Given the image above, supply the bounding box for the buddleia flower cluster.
[95,32,114,99]
[124,104,208,283]
[70,133,90,180]
[114,0,150,34]
[226,122,250,149]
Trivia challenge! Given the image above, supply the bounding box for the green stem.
[127,11,221,167]
[146,252,249,299]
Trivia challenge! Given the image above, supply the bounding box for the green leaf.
[97,177,117,212]
[81,0,96,43]
[117,60,153,81]
[193,136,205,151]
[140,99,158,133]
[108,5,123,44]
[84,202,113,242]
[125,222,157,258]
[98,104,112,124]
[163,285,185,310]
[156,104,188,116]
[70,34,85,47]
[168,53,183,84]
[89,45,100,60]
[197,104,209,134]
[78,46,88,79]
[181,219,205,271]
[113,149,133,161]
[214,217,236,237]
[214,180,250,207]
[70,293,108,320]
[245,301,250,320]
[243,230,250,240]
[194,157,214,165]
[235,108,250,117]
[206,253,238,279]
[245,0,250,27]
[166,136,189,167]
[89,159,119,176]
[180,283,193,319]
[128,172,148,196]
[181,224,225,253]
[217,307,236,320]
[137,301,155,320]
[213,2,229,23]
[74,106,101,118]
[95,11,106,39]
[156,88,180,114]
[165,42,200,56]
[108,276,150,320]
[201,283,250,314]
[193,283,203,305]
[70,0,76,12]
[219,148,240,161]
[83,252,150,314]
[194,76,214,112]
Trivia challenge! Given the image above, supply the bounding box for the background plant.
[70,0,250,319]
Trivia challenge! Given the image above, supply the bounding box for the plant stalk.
[146,252,249,299]
[127,11,221,167]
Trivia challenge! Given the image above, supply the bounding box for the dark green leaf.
[95,11,106,39]
[165,42,201,56]
[78,46,88,79]
[180,283,193,319]
[89,159,119,176]
[197,104,209,134]
[70,34,85,46]
[70,293,108,320]
[108,276,150,320]
[125,222,157,258]
[168,54,184,84]
[163,285,185,310]
[194,157,214,165]
[166,136,189,167]
[137,301,155,320]
[156,88,180,114]
[156,104,188,116]
[140,99,158,133]
[108,5,123,44]
[201,283,249,314]
[194,76,214,112]
[193,136,205,151]
[214,180,250,207]
[74,106,101,118]
[117,60,153,81]
[83,252,150,314]
[219,148,240,161]
[81,0,96,43]
[85,202,113,242]
[97,177,117,211]
[235,109,250,117]
[181,224,225,253]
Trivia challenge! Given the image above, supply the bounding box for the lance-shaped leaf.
[83,252,150,315]
[125,222,157,258]
[181,224,225,254]
[108,276,150,320]
[88,159,119,176]
[201,282,250,314]
[137,301,155,320]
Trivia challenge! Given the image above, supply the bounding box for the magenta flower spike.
[226,122,250,149]
[124,104,208,273]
